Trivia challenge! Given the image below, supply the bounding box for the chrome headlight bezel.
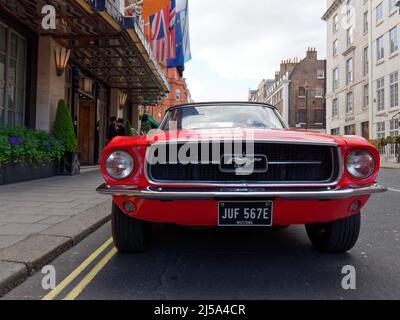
[346,150,375,180]
[105,150,135,180]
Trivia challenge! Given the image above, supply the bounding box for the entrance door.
[78,100,95,165]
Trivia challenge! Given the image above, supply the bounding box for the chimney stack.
[306,47,318,60]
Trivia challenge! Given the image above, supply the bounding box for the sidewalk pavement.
[381,161,400,169]
[0,169,111,296]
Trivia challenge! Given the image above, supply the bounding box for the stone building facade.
[323,0,399,141]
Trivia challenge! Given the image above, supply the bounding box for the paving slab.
[0,235,27,250]
[0,223,51,236]
[0,215,50,224]
[41,200,111,244]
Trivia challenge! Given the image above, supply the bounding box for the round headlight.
[105,150,135,180]
[346,150,375,179]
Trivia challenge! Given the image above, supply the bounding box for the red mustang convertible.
[97,102,386,253]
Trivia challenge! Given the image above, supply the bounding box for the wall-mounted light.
[119,92,128,108]
[54,47,71,77]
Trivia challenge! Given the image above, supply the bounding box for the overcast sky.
[184,0,327,102]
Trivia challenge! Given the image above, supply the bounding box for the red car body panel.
[100,128,381,226]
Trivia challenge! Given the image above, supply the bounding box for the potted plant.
[54,99,80,176]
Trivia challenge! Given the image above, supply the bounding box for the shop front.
[0,0,169,172]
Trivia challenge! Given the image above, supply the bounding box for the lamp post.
[396,0,400,13]
[304,84,309,131]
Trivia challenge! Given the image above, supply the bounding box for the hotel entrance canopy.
[0,0,170,105]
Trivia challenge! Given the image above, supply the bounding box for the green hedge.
[0,127,65,165]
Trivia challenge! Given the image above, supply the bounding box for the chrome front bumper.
[96,183,387,201]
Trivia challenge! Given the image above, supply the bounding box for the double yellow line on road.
[42,237,117,300]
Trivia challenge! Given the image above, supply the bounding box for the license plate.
[218,201,273,226]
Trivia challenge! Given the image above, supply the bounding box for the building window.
[332,98,339,118]
[344,124,356,135]
[346,27,354,47]
[314,110,324,124]
[363,47,369,76]
[376,3,384,24]
[346,58,353,84]
[377,35,385,61]
[298,87,306,98]
[389,27,398,54]
[315,88,323,98]
[333,68,339,91]
[390,71,399,108]
[390,119,399,136]
[346,91,354,113]
[0,24,27,127]
[377,77,385,111]
[377,121,386,139]
[296,110,306,123]
[331,128,340,135]
[317,70,325,79]
[175,89,181,101]
[346,0,353,21]
[361,121,370,140]
[389,0,397,13]
[333,39,339,56]
[363,84,369,109]
[363,11,369,34]
[333,14,339,33]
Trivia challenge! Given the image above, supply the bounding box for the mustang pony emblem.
[231,156,264,169]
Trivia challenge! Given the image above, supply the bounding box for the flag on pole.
[167,0,191,68]
[149,0,176,66]
[142,0,170,20]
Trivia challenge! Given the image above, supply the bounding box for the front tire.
[112,202,152,253]
[305,212,361,253]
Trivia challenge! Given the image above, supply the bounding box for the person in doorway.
[116,118,127,136]
[107,117,118,143]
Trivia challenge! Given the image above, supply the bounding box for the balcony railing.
[380,144,399,163]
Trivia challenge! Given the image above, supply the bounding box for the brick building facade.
[148,67,191,122]
[249,48,327,131]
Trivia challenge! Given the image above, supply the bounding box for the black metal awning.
[0,0,169,105]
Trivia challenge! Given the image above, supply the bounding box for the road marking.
[41,237,113,300]
[388,188,400,193]
[63,247,118,300]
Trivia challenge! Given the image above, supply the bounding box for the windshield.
[160,105,285,131]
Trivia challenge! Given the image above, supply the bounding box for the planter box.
[1,161,60,186]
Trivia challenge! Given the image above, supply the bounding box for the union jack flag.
[149,0,176,66]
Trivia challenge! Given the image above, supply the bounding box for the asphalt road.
[3,168,400,300]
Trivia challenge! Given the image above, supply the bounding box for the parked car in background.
[97,102,387,253]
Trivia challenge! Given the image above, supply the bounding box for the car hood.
[140,128,345,145]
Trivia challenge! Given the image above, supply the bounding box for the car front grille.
[147,142,340,185]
